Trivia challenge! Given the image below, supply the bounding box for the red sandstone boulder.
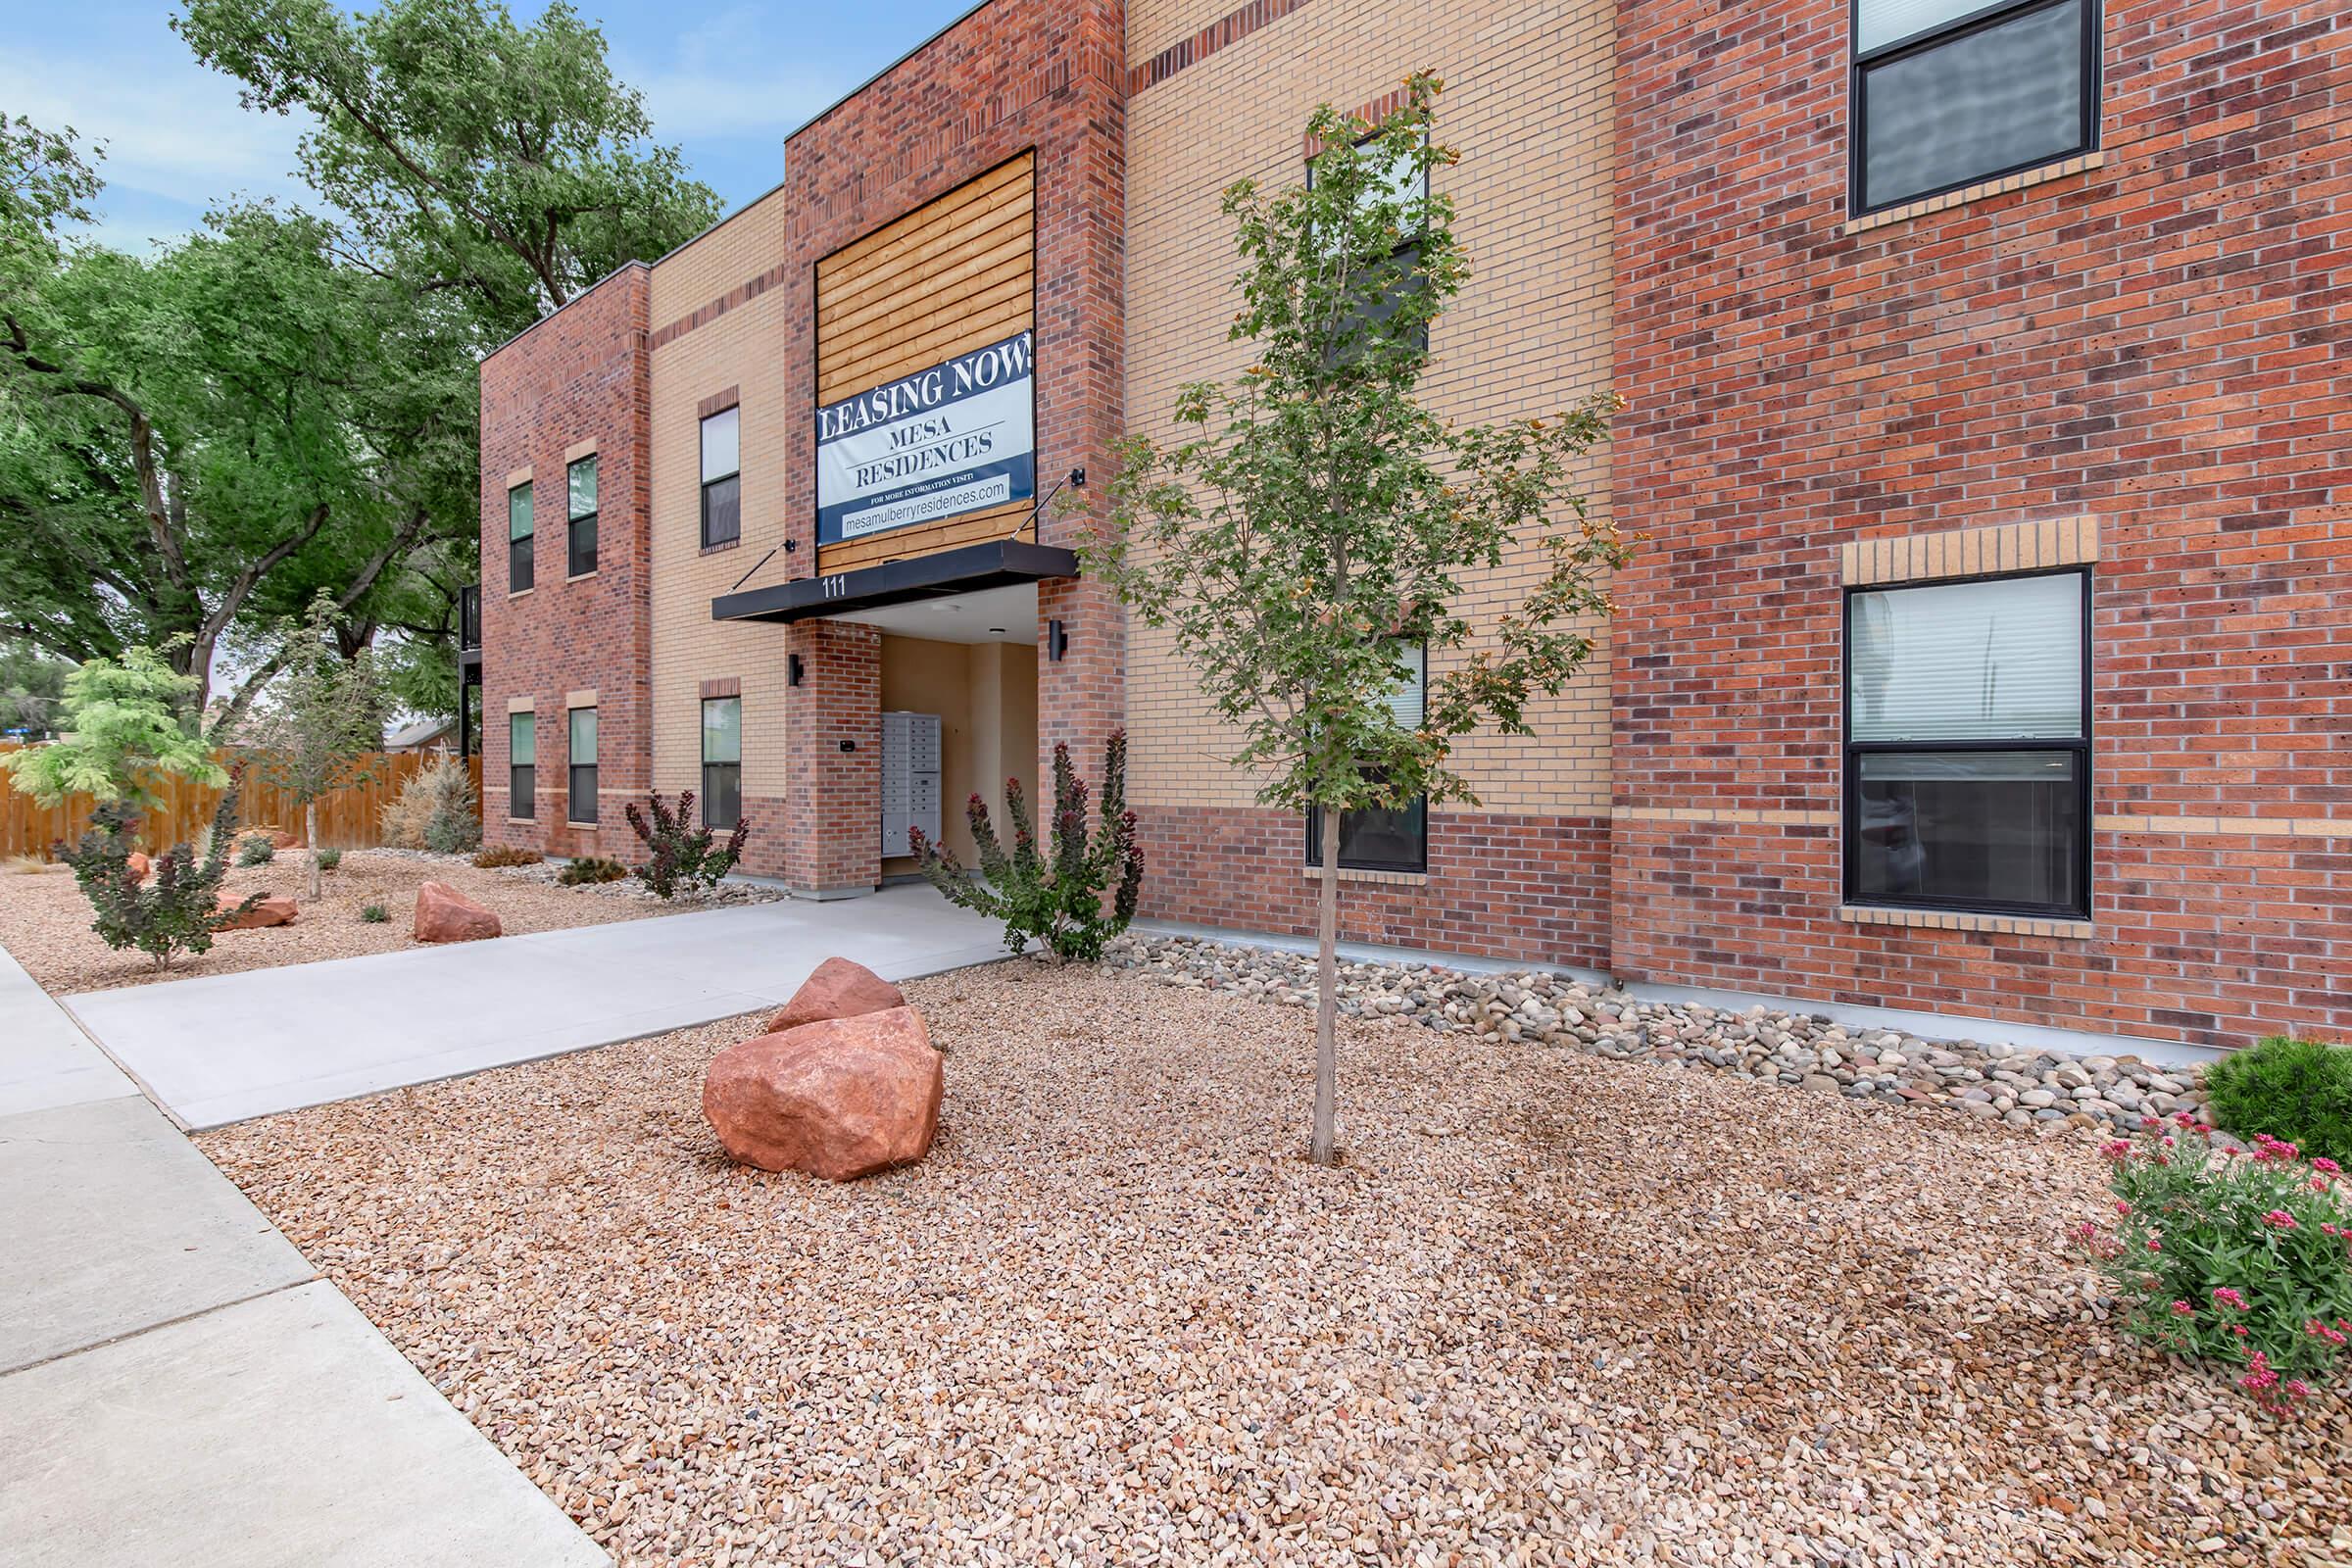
[214,892,297,930]
[765,956,905,1035]
[270,827,301,849]
[125,851,151,886]
[703,1006,943,1181]
[414,879,501,943]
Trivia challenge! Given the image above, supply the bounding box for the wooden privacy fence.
[0,746,483,859]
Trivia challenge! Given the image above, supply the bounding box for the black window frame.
[567,706,598,826]
[1848,0,2101,218]
[700,407,741,549]
[507,481,534,594]
[1840,564,2093,920]
[509,710,535,822]
[701,695,742,830]
[565,454,598,578]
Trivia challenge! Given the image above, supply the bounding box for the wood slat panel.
[816,155,1035,407]
[817,282,1035,405]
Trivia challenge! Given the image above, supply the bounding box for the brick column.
[782,620,881,898]
[1036,576,1125,788]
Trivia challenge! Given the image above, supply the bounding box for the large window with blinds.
[509,711,535,821]
[1306,644,1429,875]
[700,408,740,548]
[1851,0,2099,215]
[567,706,598,826]
[1844,569,2089,917]
[507,481,534,593]
[701,696,742,830]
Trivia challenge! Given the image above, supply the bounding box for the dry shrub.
[378,758,481,854]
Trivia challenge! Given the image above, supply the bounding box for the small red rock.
[214,892,297,930]
[414,879,501,943]
[765,956,905,1035]
[703,1006,943,1181]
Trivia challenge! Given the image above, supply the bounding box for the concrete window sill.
[1844,151,2106,237]
[507,587,533,600]
[700,539,741,557]
[566,570,598,584]
[1299,865,1430,888]
[1838,904,2093,940]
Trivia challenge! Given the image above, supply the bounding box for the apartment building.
[479,0,2348,1054]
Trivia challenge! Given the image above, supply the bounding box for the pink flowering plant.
[2075,1114,2352,1415]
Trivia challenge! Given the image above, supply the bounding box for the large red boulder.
[215,892,297,930]
[413,880,501,943]
[703,1006,943,1181]
[765,956,906,1035]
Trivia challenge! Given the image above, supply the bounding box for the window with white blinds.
[1851,0,2098,215]
[1849,572,2082,742]
[1843,567,2091,917]
[1379,642,1426,730]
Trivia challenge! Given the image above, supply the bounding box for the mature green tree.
[1083,76,1627,1164]
[244,594,387,897]
[0,645,225,810]
[176,0,722,341]
[0,122,473,731]
[0,644,73,739]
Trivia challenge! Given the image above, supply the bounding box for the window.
[702,696,742,829]
[1844,569,2089,917]
[700,407,740,548]
[1305,644,1429,875]
[509,711,535,820]
[507,482,534,593]
[1852,0,2098,214]
[567,707,598,825]
[566,455,598,577]
[1308,133,1432,362]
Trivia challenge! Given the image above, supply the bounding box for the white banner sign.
[815,330,1035,545]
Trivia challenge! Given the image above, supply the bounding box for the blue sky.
[6,0,982,252]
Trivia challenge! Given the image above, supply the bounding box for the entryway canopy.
[710,539,1076,626]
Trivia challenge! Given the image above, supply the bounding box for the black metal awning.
[710,538,1077,625]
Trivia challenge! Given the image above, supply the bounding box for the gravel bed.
[0,850,761,994]
[1105,934,2217,1143]
[200,962,2347,1567]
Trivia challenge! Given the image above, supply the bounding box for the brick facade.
[478,264,652,862]
[475,0,2347,1053]
[1608,0,2351,1049]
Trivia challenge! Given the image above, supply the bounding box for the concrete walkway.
[69,882,1005,1129]
[0,944,607,1567]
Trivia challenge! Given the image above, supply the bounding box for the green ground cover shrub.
[2208,1037,2352,1165]
[557,856,627,886]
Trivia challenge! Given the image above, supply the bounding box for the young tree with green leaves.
[1081,75,1627,1164]
[245,595,387,899]
[0,644,224,811]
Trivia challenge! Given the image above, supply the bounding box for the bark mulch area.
[200,964,2349,1568]
[0,851,694,995]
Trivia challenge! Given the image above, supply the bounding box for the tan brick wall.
[646,191,796,819]
[1122,0,1618,815]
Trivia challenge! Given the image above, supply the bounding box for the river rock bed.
[1103,933,2213,1140]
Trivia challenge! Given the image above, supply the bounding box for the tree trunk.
[1311,807,1342,1164]
[306,801,321,902]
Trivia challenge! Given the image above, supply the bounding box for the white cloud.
[0,51,316,245]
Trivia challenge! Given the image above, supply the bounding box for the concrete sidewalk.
[69,882,1005,1129]
[0,944,607,1567]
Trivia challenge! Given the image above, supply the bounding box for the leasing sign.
[814,329,1035,546]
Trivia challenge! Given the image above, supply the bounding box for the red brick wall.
[781,620,881,895]
[1138,808,1614,969]
[477,264,653,861]
[1609,0,2351,1047]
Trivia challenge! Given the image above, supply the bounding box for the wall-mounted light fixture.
[1047,619,1068,662]
[788,653,805,687]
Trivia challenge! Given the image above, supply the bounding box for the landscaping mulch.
[199,963,2349,1567]
[0,850,763,994]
